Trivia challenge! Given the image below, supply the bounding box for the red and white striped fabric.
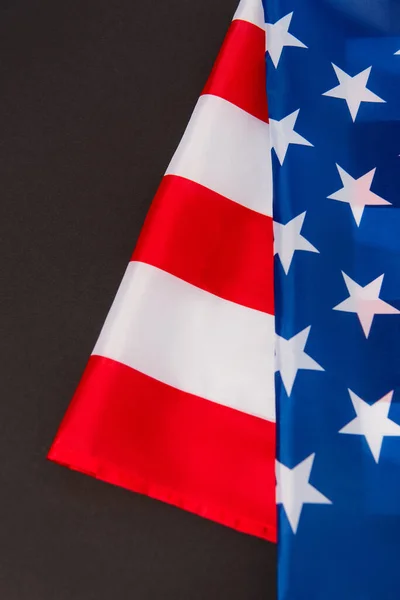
[48,0,276,542]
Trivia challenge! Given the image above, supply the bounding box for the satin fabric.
[264,0,400,597]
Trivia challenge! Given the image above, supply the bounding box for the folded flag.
[48,0,277,543]
[49,0,400,596]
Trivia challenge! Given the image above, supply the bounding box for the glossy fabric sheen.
[202,19,269,122]
[92,261,275,421]
[48,356,277,541]
[132,175,274,314]
[264,0,400,598]
[165,94,272,216]
[48,0,277,542]
[234,0,265,29]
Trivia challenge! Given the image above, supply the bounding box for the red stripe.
[48,356,277,542]
[132,175,274,315]
[202,19,268,123]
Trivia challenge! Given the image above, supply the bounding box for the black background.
[0,0,276,598]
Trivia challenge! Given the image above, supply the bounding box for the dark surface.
[0,1,276,598]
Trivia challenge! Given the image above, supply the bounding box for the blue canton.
[263,0,400,598]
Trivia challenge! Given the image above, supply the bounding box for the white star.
[274,212,319,274]
[340,389,400,463]
[276,327,324,396]
[323,64,385,121]
[265,12,307,68]
[334,272,400,338]
[395,50,400,55]
[328,164,390,226]
[270,110,313,165]
[276,454,332,534]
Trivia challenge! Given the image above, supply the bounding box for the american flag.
[49,0,277,542]
[49,0,400,596]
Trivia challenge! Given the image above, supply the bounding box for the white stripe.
[93,262,275,422]
[165,94,272,217]
[233,0,265,30]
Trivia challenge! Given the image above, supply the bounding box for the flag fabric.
[48,0,277,543]
[266,0,400,598]
[49,0,400,595]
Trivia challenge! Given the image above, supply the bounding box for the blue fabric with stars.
[262,0,400,598]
